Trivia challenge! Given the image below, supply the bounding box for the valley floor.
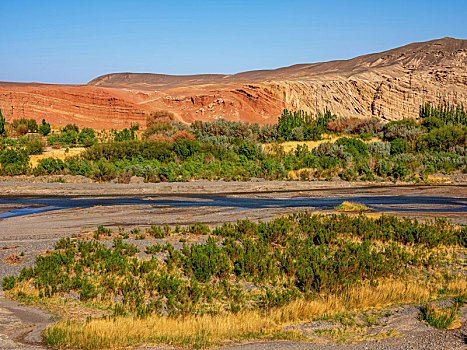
[0,180,466,349]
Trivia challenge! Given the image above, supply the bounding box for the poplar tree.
[0,109,5,135]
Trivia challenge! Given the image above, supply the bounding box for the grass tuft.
[41,277,467,349]
[426,175,452,185]
[334,201,370,212]
[419,304,460,330]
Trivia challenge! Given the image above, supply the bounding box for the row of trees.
[0,103,465,181]
[420,102,466,126]
[277,109,336,141]
[0,112,51,137]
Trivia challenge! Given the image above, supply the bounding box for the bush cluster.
[47,124,97,147]
[3,213,463,317]
[1,103,466,181]
[277,109,335,141]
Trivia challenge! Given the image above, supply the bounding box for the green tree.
[391,161,408,180]
[390,138,408,155]
[78,128,96,147]
[420,125,466,151]
[0,109,5,136]
[63,124,79,133]
[38,119,51,136]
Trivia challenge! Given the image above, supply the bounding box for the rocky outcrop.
[0,37,465,128]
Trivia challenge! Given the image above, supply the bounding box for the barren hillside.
[1,37,466,128]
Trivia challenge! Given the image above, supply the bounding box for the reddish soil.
[0,82,284,129]
[0,37,466,129]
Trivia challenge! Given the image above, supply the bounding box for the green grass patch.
[419,304,460,329]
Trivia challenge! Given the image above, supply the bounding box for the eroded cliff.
[0,37,465,128]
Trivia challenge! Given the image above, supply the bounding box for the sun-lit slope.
[0,84,150,129]
[0,82,284,129]
[89,38,467,88]
[88,37,467,122]
[0,38,466,129]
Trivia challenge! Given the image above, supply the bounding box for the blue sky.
[0,0,466,84]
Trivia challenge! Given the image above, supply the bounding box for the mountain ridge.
[88,37,467,89]
[0,37,466,129]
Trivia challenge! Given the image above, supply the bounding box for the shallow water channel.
[0,193,466,220]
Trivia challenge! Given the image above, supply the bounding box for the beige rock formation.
[0,37,465,128]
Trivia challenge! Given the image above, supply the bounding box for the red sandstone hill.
[1,37,466,129]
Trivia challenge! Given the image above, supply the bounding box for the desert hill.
[89,37,467,89]
[1,37,466,129]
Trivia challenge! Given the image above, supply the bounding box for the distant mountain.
[1,38,466,129]
[88,37,467,88]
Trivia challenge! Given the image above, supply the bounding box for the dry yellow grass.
[426,175,453,184]
[262,136,381,154]
[12,282,111,320]
[312,326,400,343]
[43,275,467,349]
[29,147,86,167]
[262,136,339,154]
[45,311,301,349]
[287,167,315,180]
[334,201,370,212]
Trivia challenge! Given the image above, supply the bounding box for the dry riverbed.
[0,180,466,349]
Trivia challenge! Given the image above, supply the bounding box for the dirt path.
[1,299,466,350]
[0,291,53,350]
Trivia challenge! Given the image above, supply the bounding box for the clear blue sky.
[1,0,466,84]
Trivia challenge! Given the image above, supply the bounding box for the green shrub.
[454,294,467,307]
[48,129,78,146]
[236,141,258,160]
[38,119,51,136]
[63,124,79,133]
[188,223,210,235]
[391,161,408,180]
[11,118,38,135]
[174,139,199,160]
[0,104,464,184]
[383,119,424,142]
[78,128,96,147]
[79,280,97,301]
[422,116,445,131]
[0,148,28,166]
[419,126,466,152]
[2,276,16,290]
[34,158,66,175]
[148,225,168,238]
[4,213,464,318]
[390,138,408,155]
[91,159,116,181]
[335,137,369,158]
[312,142,348,159]
[0,148,29,175]
[114,128,135,142]
[94,225,112,239]
[84,140,174,162]
[339,169,357,181]
[25,134,45,155]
